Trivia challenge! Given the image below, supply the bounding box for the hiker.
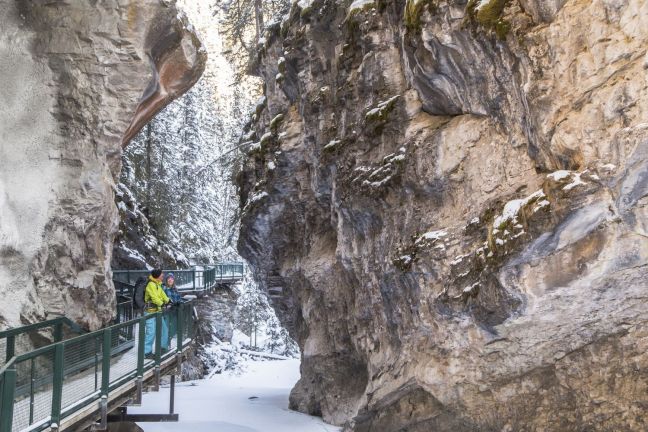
[163,273,183,304]
[163,273,184,346]
[144,269,170,358]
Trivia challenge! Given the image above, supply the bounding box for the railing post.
[188,304,194,342]
[0,366,16,432]
[154,313,162,392]
[176,305,183,352]
[94,337,99,391]
[5,335,14,363]
[102,329,111,395]
[192,269,196,291]
[169,374,176,414]
[54,320,64,342]
[155,313,162,364]
[29,357,35,424]
[138,315,146,375]
[51,344,65,427]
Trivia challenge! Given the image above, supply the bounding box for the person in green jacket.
[144,269,170,357]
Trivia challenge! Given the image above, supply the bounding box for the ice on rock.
[415,230,448,246]
[298,0,315,8]
[366,95,400,119]
[463,283,479,295]
[475,0,494,11]
[563,172,587,191]
[493,190,546,229]
[547,170,571,181]
[324,139,341,150]
[349,0,375,13]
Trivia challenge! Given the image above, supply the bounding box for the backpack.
[132,277,148,310]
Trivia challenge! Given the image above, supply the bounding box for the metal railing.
[112,263,246,294]
[0,318,85,368]
[0,302,194,432]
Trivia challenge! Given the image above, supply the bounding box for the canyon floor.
[131,358,340,432]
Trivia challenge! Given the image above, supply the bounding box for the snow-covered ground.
[132,359,341,432]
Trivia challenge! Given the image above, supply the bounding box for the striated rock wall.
[0,0,204,330]
[237,0,648,430]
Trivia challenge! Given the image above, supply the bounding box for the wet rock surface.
[238,0,648,430]
[0,0,204,330]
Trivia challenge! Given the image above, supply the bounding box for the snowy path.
[132,359,341,432]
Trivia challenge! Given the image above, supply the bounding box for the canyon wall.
[0,0,204,330]
[238,0,648,430]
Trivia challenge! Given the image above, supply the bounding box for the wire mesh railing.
[0,302,195,432]
[59,332,104,419]
[11,347,55,431]
[0,318,85,368]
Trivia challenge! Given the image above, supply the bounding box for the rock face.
[111,183,191,270]
[237,0,648,430]
[181,288,239,380]
[0,0,204,330]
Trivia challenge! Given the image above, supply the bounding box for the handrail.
[0,302,195,432]
[0,317,86,366]
[0,317,83,340]
[113,263,246,294]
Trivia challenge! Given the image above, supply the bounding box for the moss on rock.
[270,113,285,133]
[465,0,511,40]
[404,0,437,31]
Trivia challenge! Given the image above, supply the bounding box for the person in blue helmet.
[163,273,184,346]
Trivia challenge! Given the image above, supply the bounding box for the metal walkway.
[113,263,246,295]
[0,302,195,432]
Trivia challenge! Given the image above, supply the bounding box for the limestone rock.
[181,288,239,380]
[111,183,190,270]
[0,0,205,330]
[238,0,648,430]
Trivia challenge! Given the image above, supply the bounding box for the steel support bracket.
[107,410,179,423]
[153,366,161,392]
[89,395,108,431]
[127,376,143,406]
[175,352,182,376]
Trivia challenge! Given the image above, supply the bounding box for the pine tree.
[234,289,270,348]
[218,0,291,78]
[264,317,283,354]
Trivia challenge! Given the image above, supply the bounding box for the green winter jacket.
[145,275,170,312]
